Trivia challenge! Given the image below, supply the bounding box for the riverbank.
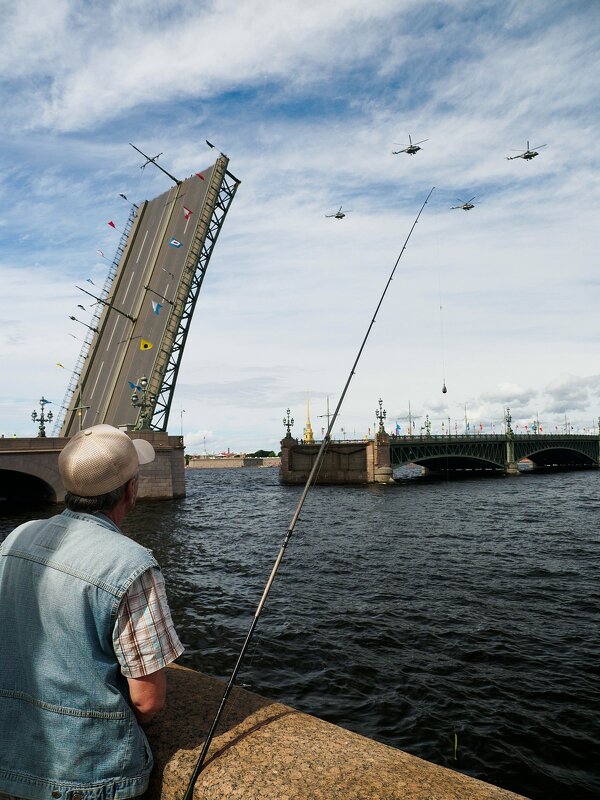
[186,455,280,469]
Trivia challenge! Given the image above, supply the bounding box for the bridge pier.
[279,433,396,486]
[372,430,395,484]
[504,461,521,476]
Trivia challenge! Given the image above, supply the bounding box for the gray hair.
[64,482,127,513]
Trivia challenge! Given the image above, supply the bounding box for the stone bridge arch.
[516,444,598,469]
[0,451,64,504]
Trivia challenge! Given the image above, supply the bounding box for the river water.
[1,468,599,799]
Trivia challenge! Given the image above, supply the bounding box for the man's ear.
[125,476,138,508]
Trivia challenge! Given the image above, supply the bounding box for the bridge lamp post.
[505,407,513,436]
[131,376,155,430]
[31,397,53,438]
[424,414,431,438]
[69,315,99,334]
[375,398,387,435]
[283,409,294,438]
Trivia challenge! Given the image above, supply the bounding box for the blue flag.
[152,301,163,315]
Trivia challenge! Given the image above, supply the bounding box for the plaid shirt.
[113,567,184,678]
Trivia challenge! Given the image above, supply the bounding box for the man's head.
[59,424,155,513]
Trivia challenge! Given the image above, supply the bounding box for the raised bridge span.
[58,154,239,436]
[1,153,239,503]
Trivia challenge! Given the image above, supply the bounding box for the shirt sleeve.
[113,567,184,679]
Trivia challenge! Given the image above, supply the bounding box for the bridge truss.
[390,433,600,472]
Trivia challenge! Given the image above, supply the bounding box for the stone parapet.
[147,664,528,800]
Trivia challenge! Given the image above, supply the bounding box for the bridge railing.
[390,432,599,442]
[53,204,139,436]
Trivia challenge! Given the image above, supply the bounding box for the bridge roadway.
[389,432,600,473]
[61,162,219,436]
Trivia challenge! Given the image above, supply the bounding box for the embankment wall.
[147,664,528,800]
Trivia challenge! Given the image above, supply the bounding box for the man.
[0,424,183,800]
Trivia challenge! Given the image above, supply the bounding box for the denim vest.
[0,509,159,800]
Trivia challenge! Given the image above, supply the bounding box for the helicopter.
[506,140,547,161]
[392,134,428,155]
[325,206,350,219]
[451,196,476,210]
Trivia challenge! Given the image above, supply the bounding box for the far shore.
[186,455,280,469]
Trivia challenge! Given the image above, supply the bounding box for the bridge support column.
[504,435,520,476]
[372,431,394,484]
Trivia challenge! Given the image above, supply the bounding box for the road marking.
[122,271,136,304]
[136,230,149,264]
[106,318,121,352]
[89,361,105,401]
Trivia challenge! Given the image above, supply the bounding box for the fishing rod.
[182,186,435,800]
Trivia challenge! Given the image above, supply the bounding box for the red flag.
[108,221,116,229]
[183,206,192,220]
[195,172,205,181]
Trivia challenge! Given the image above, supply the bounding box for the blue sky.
[1,0,599,450]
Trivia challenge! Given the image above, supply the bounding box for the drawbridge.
[56,154,239,436]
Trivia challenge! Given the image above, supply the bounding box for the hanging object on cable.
[442,381,447,394]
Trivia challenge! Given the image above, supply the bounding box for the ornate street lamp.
[424,413,432,437]
[31,397,53,437]
[375,398,387,434]
[131,376,155,430]
[283,408,294,437]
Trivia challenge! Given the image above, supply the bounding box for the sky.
[1,0,599,452]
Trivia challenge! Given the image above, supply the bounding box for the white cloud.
[1,0,599,447]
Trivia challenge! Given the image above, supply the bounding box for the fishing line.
[182,187,435,800]
[437,255,447,396]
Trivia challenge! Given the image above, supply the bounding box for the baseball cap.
[59,424,155,497]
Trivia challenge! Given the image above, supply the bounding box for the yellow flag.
[140,339,153,351]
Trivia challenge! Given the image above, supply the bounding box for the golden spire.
[304,394,314,443]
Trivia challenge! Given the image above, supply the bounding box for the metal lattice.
[390,433,600,469]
